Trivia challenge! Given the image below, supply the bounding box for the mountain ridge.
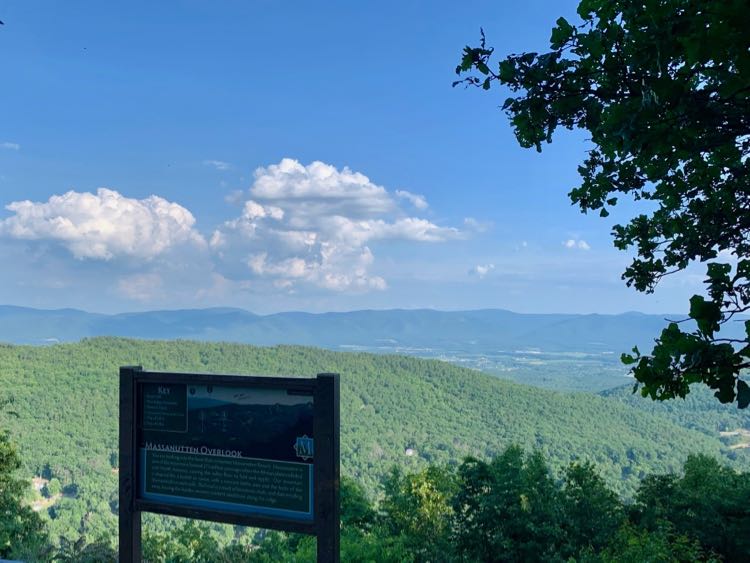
[0,305,713,353]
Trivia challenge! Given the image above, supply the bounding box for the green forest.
[3,434,749,561]
[0,338,748,560]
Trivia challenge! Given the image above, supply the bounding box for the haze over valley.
[2,305,746,394]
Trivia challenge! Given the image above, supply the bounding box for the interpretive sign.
[119,368,339,563]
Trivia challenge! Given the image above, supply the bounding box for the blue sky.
[0,1,704,314]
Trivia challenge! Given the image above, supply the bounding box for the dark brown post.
[119,366,142,563]
[314,373,340,563]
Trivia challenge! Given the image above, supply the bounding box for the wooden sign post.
[119,367,340,562]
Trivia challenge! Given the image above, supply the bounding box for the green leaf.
[458,48,477,73]
[737,259,749,278]
[738,380,750,409]
[599,208,610,217]
[714,385,735,404]
[689,295,721,336]
[498,60,516,82]
[576,0,598,19]
[550,17,574,48]
[621,353,635,365]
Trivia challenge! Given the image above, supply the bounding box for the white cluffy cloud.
[0,188,205,260]
[1,142,20,151]
[564,238,591,250]
[214,158,460,291]
[395,190,428,210]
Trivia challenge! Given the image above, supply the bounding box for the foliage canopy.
[143,448,747,562]
[455,0,750,407]
[0,430,49,560]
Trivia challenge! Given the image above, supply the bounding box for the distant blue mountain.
[1,305,744,353]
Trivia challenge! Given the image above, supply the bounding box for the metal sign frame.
[119,366,340,562]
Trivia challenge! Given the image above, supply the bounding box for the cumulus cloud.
[471,263,495,279]
[203,159,232,171]
[564,238,590,250]
[395,190,428,210]
[0,188,205,260]
[1,142,20,151]
[213,158,460,291]
[249,158,395,218]
[0,160,473,300]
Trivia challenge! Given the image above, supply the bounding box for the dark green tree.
[589,524,710,563]
[455,0,750,407]
[0,430,50,560]
[560,462,625,557]
[340,476,377,530]
[452,447,564,562]
[633,454,750,560]
[41,478,61,500]
[56,534,117,563]
[381,465,457,562]
[142,520,228,563]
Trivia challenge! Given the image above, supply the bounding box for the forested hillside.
[0,338,747,550]
[601,385,750,452]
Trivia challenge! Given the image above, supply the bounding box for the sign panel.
[138,383,314,520]
[119,368,340,563]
